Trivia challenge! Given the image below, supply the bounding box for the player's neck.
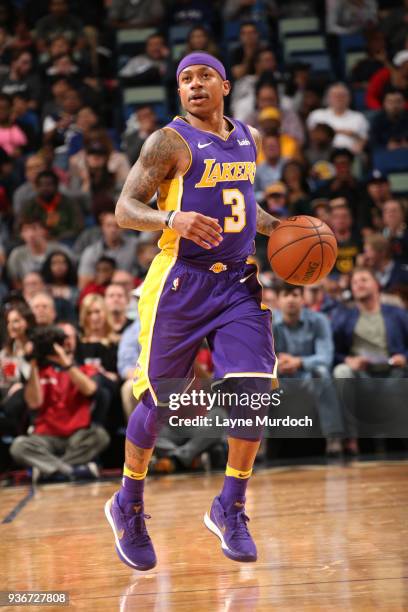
[184,110,230,138]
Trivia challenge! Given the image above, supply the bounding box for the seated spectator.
[134,241,160,281]
[78,212,139,288]
[361,233,408,292]
[350,29,387,87]
[223,0,277,23]
[231,47,279,122]
[0,50,41,108]
[0,93,27,157]
[273,283,345,457]
[282,61,312,114]
[0,303,34,436]
[21,272,46,303]
[41,249,79,303]
[122,106,159,166]
[108,0,164,28]
[119,33,169,85]
[257,107,300,161]
[365,169,392,231]
[44,52,83,84]
[166,1,215,30]
[304,123,335,167]
[332,267,408,453]
[315,148,371,228]
[245,81,305,145]
[303,283,339,317]
[78,256,116,303]
[254,134,287,199]
[229,21,266,81]
[77,293,119,382]
[382,199,408,263]
[366,50,408,110]
[261,181,289,217]
[326,0,377,34]
[34,0,84,54]
[328,200,362,275]
[29,291,57,326]
[42,88,83,169]
[7,216,73,288]
[281,161,312,216]
[10,324,109,483]
[111,269,139,320]
[370,89,408,150]
[20,170,84,243]
[66,106,100,157]
[117,317,141,420]
[182,25,220,59]
[104,283,132,335]
[11,92,40,148]
[12,153,46,217]
[307,83,369,154]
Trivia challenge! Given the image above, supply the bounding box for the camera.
[27,326,67,366]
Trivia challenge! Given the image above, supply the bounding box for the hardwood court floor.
[1,461,407,611]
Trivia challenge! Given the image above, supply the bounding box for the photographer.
[10,325,109,483]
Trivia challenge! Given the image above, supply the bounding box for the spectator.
[261,181,289,217]
[104,283,132,335]
[316,148,371,228]
[326,0,378,34]
[165,2,215,30]
[42,88,83,168]
[29,291,57,326]
[273,283,345,457]
[245,81,305,145]
[307,83,369,154]
[111,269,139,320]
[20,170,84,243]
[22,272,46,303]
[10,324,109,483]
[281,160,312,216]
[11,92,40,148]
[78,212,139,288]
[67,106,100,157]
[366,50,408,110]
[304,123,335,167]
[382,199,408,263]
[77,293,119,382]
[108,0,164,28]
[332,267,408,453]
[361,233,408,292]
[229,21,265,81]
[0,93,27,157]
[257,107,300,160]
[223,0,277,22]
[0,50,41,108]
[254,134,287,199]
[183,25,220,58]
[78,255,116,303]
[41,250,78,302]
[12,153,46,217]
[117,317,141,420]
[0,303,34,436]
[365,169,392,231]
[303,283,339,317]
[370,89,408,150]
[34,0,84,54]
[7,217,73,288]
[122,106,159,166]
[328,200,362,275]
[351,29,387,87]
[134,241,160,281]
[118,33,169,85]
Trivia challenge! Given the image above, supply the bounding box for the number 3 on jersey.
[222,189,246,233]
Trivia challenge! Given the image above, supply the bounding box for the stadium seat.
[346,51,366,77]
[283,34,326,60]
[116,28,156,55]
[169,25,191,45]
[373,149,408,174]
[123,86,167,106]
[289,52,331,73]
[352,88,367,111]
[279,16,320,40]
[389,173,408,195]
[338,32,365,78]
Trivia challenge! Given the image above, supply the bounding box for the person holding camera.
[9,325,110,483]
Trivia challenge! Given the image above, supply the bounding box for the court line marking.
[1,487,34,524]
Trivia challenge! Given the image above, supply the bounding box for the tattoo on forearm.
[256,204,280,236]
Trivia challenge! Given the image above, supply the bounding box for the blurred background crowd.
[0,0,407,484]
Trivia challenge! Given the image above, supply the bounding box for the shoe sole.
[203,512,257,562]
[104,497,156,571]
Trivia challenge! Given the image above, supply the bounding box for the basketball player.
[105,53,280,570]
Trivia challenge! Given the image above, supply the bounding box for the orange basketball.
[267,215,338,285]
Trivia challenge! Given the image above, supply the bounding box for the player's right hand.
[172,211,223,249]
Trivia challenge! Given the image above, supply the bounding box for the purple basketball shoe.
[204,496,257,562]
[104,493,157,571]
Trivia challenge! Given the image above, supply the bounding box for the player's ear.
[222,80,231,97]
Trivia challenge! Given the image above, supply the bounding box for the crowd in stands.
[0,0,407,482]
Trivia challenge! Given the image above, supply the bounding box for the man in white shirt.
[307,83,369,153]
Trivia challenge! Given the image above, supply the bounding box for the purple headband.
[176,52,227,82]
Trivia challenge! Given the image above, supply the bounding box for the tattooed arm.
[115,128,223,249]
[247,124,281,236]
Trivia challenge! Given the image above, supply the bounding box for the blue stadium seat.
[372,149,408,174]
[169,25,191,45]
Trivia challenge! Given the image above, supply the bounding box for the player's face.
[178,65,230,115]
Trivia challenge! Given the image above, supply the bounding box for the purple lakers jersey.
[157,116,257,264]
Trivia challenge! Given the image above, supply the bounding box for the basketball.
[267,215,338,285]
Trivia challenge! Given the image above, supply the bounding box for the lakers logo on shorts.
[209,262,227,273]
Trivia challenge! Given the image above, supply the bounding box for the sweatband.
[176,52,226,82]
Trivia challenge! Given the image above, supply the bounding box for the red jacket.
[34,364,97,437]
[366,67,408,110]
